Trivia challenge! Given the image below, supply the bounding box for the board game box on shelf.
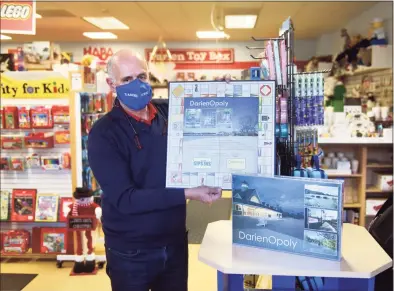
[232,174,344,261]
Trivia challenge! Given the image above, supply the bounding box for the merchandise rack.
[247,20,296,176]
[247,23,332,177]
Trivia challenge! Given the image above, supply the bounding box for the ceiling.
[3,1,377,42]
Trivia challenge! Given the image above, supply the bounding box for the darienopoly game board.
[166,80,276,189]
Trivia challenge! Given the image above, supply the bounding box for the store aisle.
[0,244,218,291]
[0,193,232,291]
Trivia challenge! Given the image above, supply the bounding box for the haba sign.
[1,73,70,99]
[145,48,234,64]
[83,46,114,62]
[0,1,36,35]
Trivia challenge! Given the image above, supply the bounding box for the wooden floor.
[0,192,234,291]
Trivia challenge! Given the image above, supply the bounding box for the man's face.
[107,53,149,91]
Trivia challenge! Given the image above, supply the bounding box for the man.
[87,49,222,291]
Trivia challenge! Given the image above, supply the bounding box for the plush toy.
[369,18,387,45]
[68,188,102,274]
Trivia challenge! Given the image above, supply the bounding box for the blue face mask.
[116,78,153,111]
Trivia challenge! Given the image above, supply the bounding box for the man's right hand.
[185,186,222,204]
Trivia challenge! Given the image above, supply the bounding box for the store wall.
[1,40,316,79]
[315,2,393,56]
[0,40,316,62]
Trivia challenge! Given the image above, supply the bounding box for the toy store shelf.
[328,174,362,178]
[344,67,391,77]
[344,203,362,208]
[366,186,393,194]
[318,137,392,145]
[367,163,393,169]
[1,250,58,260]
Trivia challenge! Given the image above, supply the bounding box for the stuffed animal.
[68,188,102,274]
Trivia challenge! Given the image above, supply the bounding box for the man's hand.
[185,186,222,204]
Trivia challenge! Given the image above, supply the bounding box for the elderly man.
[87,49,222,291]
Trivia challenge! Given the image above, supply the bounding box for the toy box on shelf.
[232,174,344,261]
[0,71,74,261]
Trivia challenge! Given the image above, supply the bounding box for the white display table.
[198,220,392,291]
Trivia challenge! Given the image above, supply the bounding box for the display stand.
[0,71,74,261]
[199,221,392,291]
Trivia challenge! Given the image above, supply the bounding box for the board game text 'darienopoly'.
[166,81,276,189]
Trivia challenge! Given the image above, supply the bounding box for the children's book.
[232,174,344,261]
[35,194,59,222]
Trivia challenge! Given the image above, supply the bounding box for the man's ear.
[106,77,116,91]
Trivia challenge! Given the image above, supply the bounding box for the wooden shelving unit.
[320,141,393,227]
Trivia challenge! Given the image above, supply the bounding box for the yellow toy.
[81,54,97,67]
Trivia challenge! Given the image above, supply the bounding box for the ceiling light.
[83,17,129,30]
[83,32,118,39]
[0,34,12,40]
[36,13,42,19]
[196,31,230,39]
[225,15,257,29]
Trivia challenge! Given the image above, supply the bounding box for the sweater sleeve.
[87,127,186,215]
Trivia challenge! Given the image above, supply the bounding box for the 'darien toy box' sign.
[232,174,344,261]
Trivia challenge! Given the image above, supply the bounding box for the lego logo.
[1,3,32,20]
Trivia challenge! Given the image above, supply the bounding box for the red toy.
[68,188,102,274]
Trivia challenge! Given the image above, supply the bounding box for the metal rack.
[247,20,296,176]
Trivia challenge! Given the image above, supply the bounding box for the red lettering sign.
[145,48,234,64]
[0,1,36,35]
[83,46,113,62]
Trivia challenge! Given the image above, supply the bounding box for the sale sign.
[0,0,36,35]
[145,48,234,64]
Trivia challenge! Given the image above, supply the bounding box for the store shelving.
[366,186,392,194]
[320,140,393,227]
[344,203,362,208]
[328,174,362,178]
[366,163,393,169]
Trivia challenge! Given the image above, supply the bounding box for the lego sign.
[145,48,234,64]
[0,1,36,35]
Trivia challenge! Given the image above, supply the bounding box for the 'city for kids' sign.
[1,72,70,99]
[0,1,36,35]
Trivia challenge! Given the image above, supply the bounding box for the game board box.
[232,174,344,261]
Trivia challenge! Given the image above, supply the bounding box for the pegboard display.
[344,68,393,107]
[0,98,72,197]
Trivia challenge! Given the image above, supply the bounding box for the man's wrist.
[184,188,192,200]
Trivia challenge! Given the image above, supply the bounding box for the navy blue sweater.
[87,100,186,251]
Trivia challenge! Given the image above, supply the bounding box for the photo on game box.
[232,174,343,261]
[11,189,37,222]
[40,228,67,254]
